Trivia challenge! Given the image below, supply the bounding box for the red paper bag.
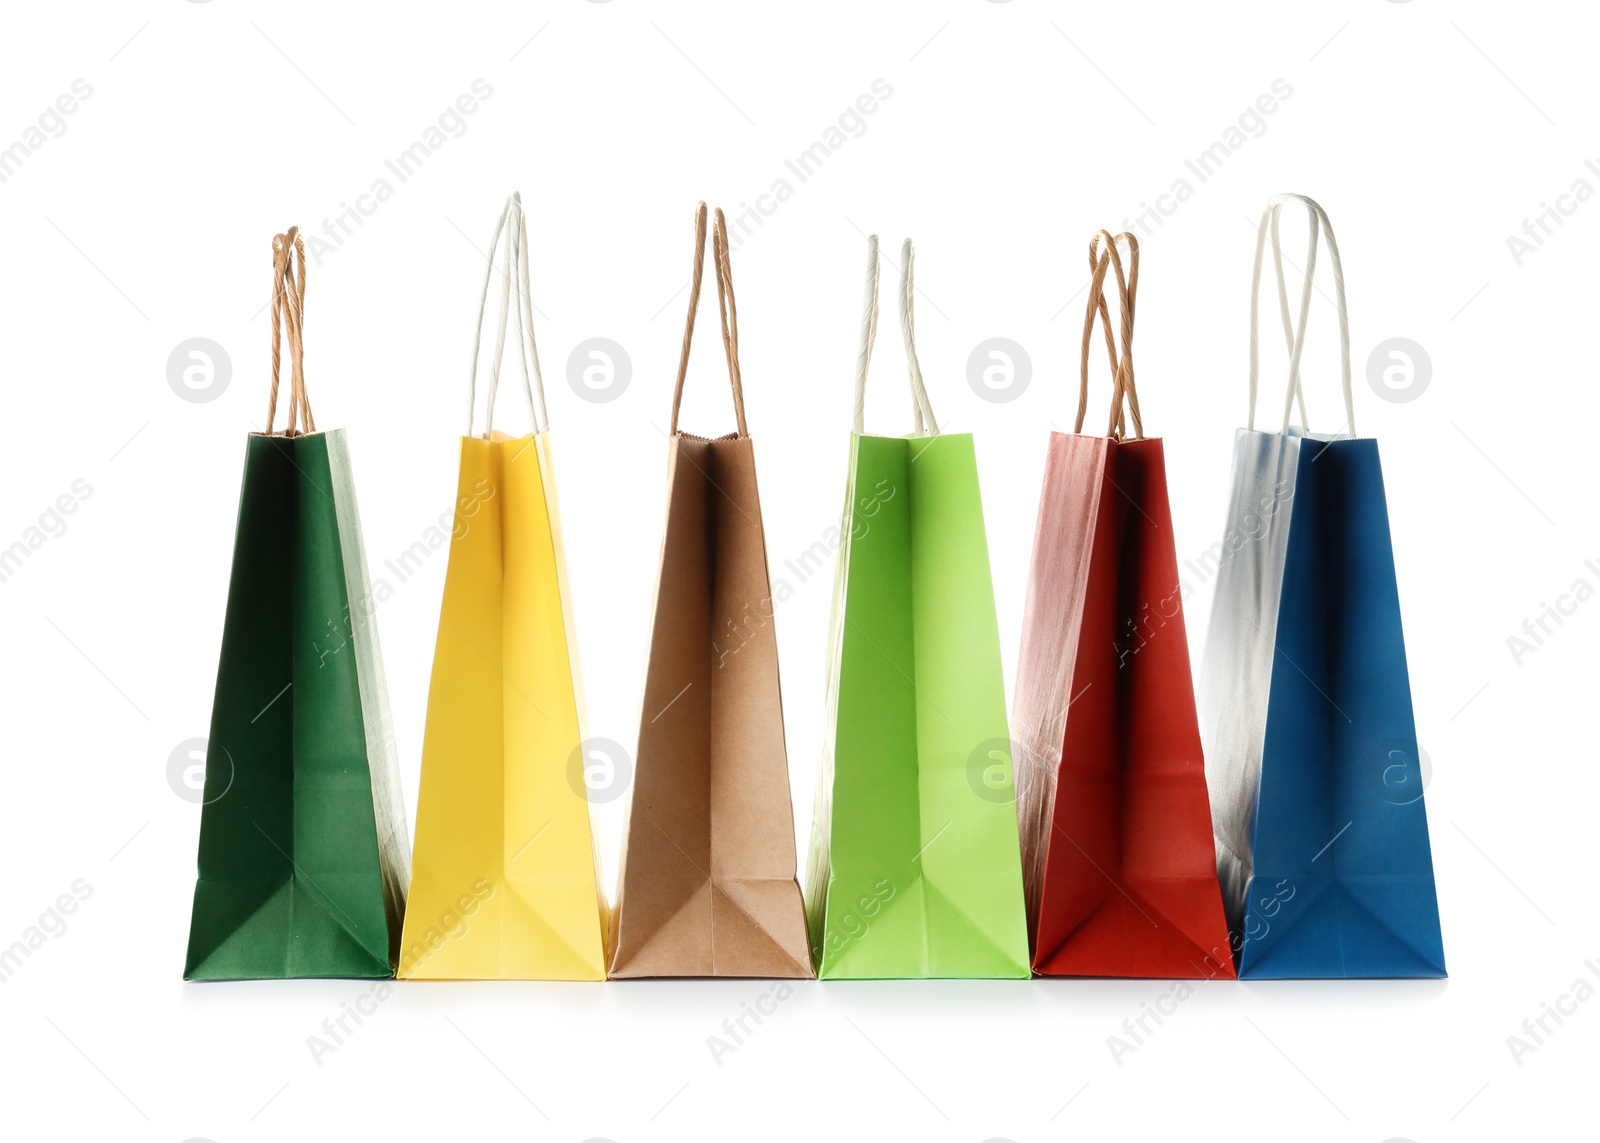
[1011,232,1234,979]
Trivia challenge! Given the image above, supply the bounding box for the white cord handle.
[853,235,937,436]
[467,192,549,438]
[1248,193,1353,436]
[851,236,881,435]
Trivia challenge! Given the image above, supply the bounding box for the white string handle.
[851,236,881,434]
[852,235,937,436]
[1248,193,1353,436]
[1265,207,1310,434]
[467,192,549,438]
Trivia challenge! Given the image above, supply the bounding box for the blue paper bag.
[1199,195,1445,979]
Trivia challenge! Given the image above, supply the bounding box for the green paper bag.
[804,237,1030,979]
[185,228,410,981]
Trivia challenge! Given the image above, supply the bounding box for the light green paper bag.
[804,237,1030,979]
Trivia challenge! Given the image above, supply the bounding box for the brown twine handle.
[1076,242,1117,435]
[710,208,749,436]
[1076,229,1141,440]
[669,202,749,437]
[266,227,314,436]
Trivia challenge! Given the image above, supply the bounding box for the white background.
[0,1,1593,1140]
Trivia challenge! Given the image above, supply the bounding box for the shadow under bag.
[1199,195,1445,979]
[185,229,410,980]
[608,204,812,978]
[1011,232,1234,978]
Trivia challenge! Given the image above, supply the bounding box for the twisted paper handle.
[266,227,314,436]
[467,192,548,438]
[1077,229,1142,440]
[852,235,938,436]
[1247,193,1354,435]
[670,202,749,436]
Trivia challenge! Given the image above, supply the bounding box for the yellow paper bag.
[399,194,606,979]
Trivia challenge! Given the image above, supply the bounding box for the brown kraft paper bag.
[608,203,813,978]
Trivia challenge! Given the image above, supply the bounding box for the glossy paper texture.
[1200,429,1445,978]
[608,434,812,978]
[185,431,411,980]
[400,432,607,980]
[1013,433,1233,977]
[806,432,1031,979]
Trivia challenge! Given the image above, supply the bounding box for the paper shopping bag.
[185,229,410,980]
[1199,194,1445,979]
[804,237,1031,979]
[398,194,607,980]
[1012,232,1233,978]
[607,204,812,978]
